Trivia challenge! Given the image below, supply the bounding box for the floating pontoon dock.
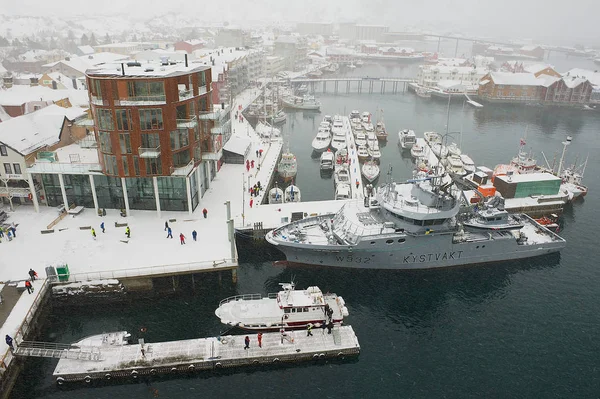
[52,326,360,384]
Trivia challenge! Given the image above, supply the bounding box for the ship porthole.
[252,360,259,365]
[171,367,178,373]
[319,353,325,358]
[215,362,223,369]
[84,376,92,384]
[188,365,195,371]
[150,369,157,375]
[131,370,138,379]
[105,374,112,380]
[273,358,280,363]
[56,377,65,386]
[313,353,320,359]
[337,352,345,358]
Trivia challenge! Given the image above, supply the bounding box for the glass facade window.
[127,81,165,99]
[103,154,118,175]
[190,173,199,210]
[145,158,162,175]
[141,133,160,149]
[198,71,206,87]
[41,174,94,208]
[133,156,140,176]
[115,109,132,130]
[176,104,187,120]
[139,109,163,130]
[91,79,102,99]
[97,109,114,130]
[94,175,126,209]
[199,97,207,112]
[157,176,188,212]
[98,131,112,153]
[170,129,189,150]
[125,177,156,210]
[172,149,191,168]
[122,157,129,175]
[119,133,132,154]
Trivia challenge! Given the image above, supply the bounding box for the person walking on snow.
[251,160,255,168]
[28,268,37,281]
[257,332,263,348]
[180,233,186,245]
[192,230,197,241]
[202,208,208,218]
[165,221,169,231]
[91,228,96,239]
[307,323,313,336]
[125,226,131,238]
[25,280,33,294]
[167,227,173,239]
[5,335,14,351]
[10,226,16,238]
[246,160,250,172]
[244,336,250,350]
[250,198,253,208]
[100,221,105,233]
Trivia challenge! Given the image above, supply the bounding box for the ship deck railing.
[219,293,278,307]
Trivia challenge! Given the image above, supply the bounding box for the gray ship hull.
[269,232,565,270]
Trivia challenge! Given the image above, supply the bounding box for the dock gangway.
[14,341,103,361]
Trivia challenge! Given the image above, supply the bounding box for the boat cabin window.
[386,239,394,244]
[398,238,405,243]
[284,308,291,313]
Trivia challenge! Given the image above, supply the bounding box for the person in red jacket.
[180,233,186,245]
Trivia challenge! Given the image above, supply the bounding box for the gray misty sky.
[3,0,600,44]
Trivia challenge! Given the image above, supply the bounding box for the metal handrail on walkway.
[14,341,103,361]
[218,292,278,307]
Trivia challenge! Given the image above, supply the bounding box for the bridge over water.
[289,77,416,95]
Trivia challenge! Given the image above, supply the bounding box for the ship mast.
[557,135,572,176]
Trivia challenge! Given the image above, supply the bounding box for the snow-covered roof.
[424,65,484,75]
[77,45,95,55]
[179,39,206,46]
[437,80,465,89]
[523,63,553,74]
[562,76,587,88]
[489,72,541,86]
[537,74,561,87]
[86,62,209,78]
[563,68,600,86]
[0,104,87,155]
[275,35,299,44]
[223,135,251,156]
[520,45,542,51]
[326,47,355,56]
[495,172,560,183]
[54,142,99,164]
[46,72,86,90]
[0,85,74,106]
[43,53,129,74]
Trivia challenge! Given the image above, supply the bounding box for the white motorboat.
[282,95,321,111]
[256,121,281,139]
[334,166,351,186]
[331,119,344,135]
[296,84,308,94]
[355,132,367,147]
[284,184,301,203]
[361,111,371,124]
[335,183,352,200]
[270,109,287,124]
[368,144,382,162]
[215,282,348,331]
[398,129,416,149]
[349,110,361,119]
[335,148,349,168]
[320,150,334,170]
[460,154,476,174]
[312,129,331,152]
[424,131,442,145]
[357,145,369,162]
[268,186,284,204]
[431,142,449,159]
[323,115,333,126]
[361,160,380,182]
[331,133,347,152]
[362,122,374,132]
[277,151,297,182]
[444,154,466,176]
[447,142,462,157]
[411,143,426,159]
[416,88,431,98]
[366,132,377,148]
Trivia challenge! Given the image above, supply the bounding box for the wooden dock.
[342,116,364,200]
[53,326,360,384]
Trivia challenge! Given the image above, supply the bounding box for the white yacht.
[331,133,347,152]
[362,160,380,183]
[281,95,321,111]
[277,151,297,182]
[312,129,331,152]
[334,166,351,186]
[334,148,349,170]
[361,111,371,123]
[215,283,348,331]
[368,142,382,162]
[398,129,417,150]
[349,110,361,120]
[357,145,369,162]
[320,151,335,170]
[460,154,476,174]
[284,185,301,203]
[431,143,449,159]
[424,131,442,145]
[447,142,462,157]
[366,131,377,149]
[411,143,426,159]
[444,154,466,176]
[355,132,367,147]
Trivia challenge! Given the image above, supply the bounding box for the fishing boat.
[282,95,321,111]
[268,186,284,204]
[362,160,380,182]
[335,183,352,200]
[430,142,449,159]
[320,150,335,170]
[296,84,308,94]
[411,143,426,159]
[214,282,349,331]
[357,145,369,162]
[311,129,331,152]
[284,184,301,203]
[265,171,567,270]
[277,151,297,182]
[375,121,388,141]
[416,87,432,98]
[398,129,417,150]
[349,110,361,120]
[361,111,371,124]
[444,154,466,176]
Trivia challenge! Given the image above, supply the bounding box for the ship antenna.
[386,164,393,184]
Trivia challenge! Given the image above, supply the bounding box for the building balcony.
[27,161,102,174]
[138,145,161,158]
[178,89,193,101]
[198,105,230,121]
[115,95,166,106]
[90,96,106,106]
[170,158,195,176]
[201,148,223,161]
[176,116,198,128]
